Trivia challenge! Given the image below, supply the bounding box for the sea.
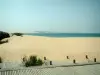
[25,33,100,37]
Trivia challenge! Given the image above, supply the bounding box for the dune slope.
[0,35,100,62]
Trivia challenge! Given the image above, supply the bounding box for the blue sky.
[0,0,100,33]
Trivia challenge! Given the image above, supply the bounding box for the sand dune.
[0,35,100,62]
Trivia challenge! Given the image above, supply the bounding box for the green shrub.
[22,55,43,67]
[37,58,43,66]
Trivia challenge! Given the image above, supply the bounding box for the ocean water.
[25,33,100,37]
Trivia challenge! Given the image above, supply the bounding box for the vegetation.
[12,33,23,37]
[0,31,10,44]
[0,31,10,41]
[22,55,43,67]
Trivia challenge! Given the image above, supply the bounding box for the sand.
[0,35,100,63]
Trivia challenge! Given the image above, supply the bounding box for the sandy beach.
[0,35,100,63]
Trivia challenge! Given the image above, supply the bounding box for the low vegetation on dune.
[0,31,23,44]
[22,55,44,67]
[12,33,23,37]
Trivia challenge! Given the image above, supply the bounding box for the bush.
[0,31,10,41]
[22,55,43,67]
[12,33,23,37]
[37,58,43,66]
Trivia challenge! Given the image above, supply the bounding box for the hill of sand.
[0,35,100,63]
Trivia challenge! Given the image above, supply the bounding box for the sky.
[0,0,100,33]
